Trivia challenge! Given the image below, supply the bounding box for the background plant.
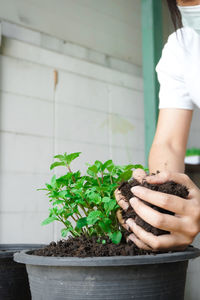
[186,148,200,157]
[39,152,146,244]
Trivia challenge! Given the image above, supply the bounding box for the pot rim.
[14,246,200,267]
[0,244,46,259]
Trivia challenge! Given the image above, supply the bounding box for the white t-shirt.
[156,27,200,110]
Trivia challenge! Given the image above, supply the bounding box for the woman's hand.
[115,170,200,251]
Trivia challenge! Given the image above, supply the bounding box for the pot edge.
[14,246,200,267]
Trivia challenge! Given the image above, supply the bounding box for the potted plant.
[14,152,200,300]
[0,244,44,300]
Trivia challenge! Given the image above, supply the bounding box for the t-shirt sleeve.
[156,33,193,110]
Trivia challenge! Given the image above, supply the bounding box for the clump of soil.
[32,235,153,257]
[118,178,189,236]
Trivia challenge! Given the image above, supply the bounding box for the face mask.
[178,5,200,34]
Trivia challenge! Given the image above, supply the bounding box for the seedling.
[39,152,145,244]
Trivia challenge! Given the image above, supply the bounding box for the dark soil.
[118,178,189,236]
[32,235,154,257]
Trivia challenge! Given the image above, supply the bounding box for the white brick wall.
[0,36,144,244]
[0,0,142,66]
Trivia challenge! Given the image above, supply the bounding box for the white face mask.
[178,5,200,34]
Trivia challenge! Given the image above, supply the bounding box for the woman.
[115,0,200,251]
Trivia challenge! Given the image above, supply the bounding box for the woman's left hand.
[122,171,200,251]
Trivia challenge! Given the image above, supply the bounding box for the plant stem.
[66,164,76,182]
[96,175,104,197]
[71,215,78,222]
[101,171,104,184]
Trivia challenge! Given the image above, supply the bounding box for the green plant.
[39,152,146,244]
[186,148,200,157]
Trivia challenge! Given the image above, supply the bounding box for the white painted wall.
[0,35,144,244]
[0,0,142,66]
[0,0,144,245]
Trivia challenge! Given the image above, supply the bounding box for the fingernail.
[126,218,134,226]
[129,197,138,207]
[127,233,136,243]
[123,202,129,210]
[131,186,143,194]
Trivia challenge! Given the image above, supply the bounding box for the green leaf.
[63,212,73,218]
[133,164,145,170]
[53,199,65,205]
[61,227,71,237]
[99,219,111,233]
[94,160,103,171]
[50,161,65,170]
[51,174,57,186]
[88,192,102,205]
[102,197,111,203]
[109,231,122,244]
[57,173,72,182]
[45,183,53,190]
[65,152,81,165]
[118,170,132,182]
[103,198,116,213]
[87,210,102,225]
[76,217,88,229]
[102,160,113,171]
[123,164,135,171]
[54,154,65,161]
[58,190,68,198]
[41,216,57,225]
[87,165,98,176]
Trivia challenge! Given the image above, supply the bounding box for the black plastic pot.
[14,246,200,300]
[0,244,45,300]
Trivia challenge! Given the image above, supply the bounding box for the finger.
[114,189,129,210]
[130,186,189,215]
[127,233,152,250]
[126,218,189,251]
[116,209,129,230]
[146,171,195,190]
[129,197,181,232]
[132,168,147,184]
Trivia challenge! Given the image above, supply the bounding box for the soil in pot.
[32,179,189,258]
[32,235,152,257]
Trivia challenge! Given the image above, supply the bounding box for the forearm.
[148,143,185,174]
[148,109,192,174]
